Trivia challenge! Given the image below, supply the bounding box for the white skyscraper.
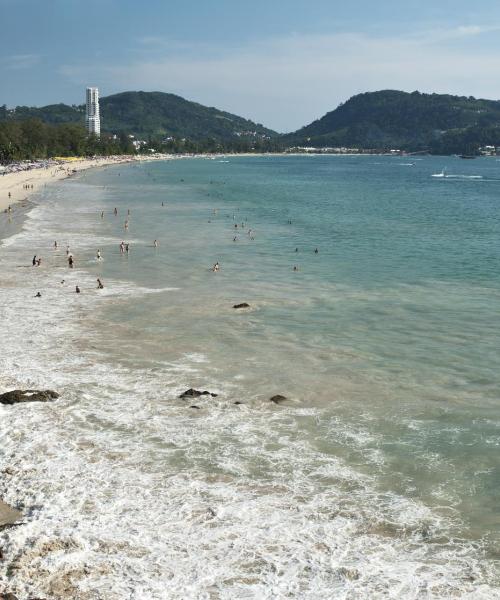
[85,87,100,137]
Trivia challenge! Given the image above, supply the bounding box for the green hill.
[285,90,500,153]
[1,91,276,141]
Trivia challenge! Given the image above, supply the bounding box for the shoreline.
[0,154,172,213]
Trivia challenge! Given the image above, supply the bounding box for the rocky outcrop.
[270,395,287,404]
[179,389,218,399]
[0,390,59,405]
[233,303,250,309]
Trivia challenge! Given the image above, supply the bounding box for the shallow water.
[1,155,500,599]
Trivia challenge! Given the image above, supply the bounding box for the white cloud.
[59,27,500,132]
[2,53,40,70]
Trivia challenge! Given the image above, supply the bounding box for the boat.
[459,154,477,159]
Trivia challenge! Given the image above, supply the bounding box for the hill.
[0,91,276,141]
[285,90,500,153]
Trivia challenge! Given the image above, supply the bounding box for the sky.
[2,0,500,132]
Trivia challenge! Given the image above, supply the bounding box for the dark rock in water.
[0,500,22,528]
[189,405,201,409]
[233,303,250,309]
[179,389,218,399]
[234,401,243,405]
[270,395,287,404]
[0,390,59,405]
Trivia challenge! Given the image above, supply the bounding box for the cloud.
[2,53,40,70]
[59,27,500,132]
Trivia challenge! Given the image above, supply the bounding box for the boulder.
[233,303,250,309]
[179,389,217,399]
[270,395,287,404]
[0,390,59,405]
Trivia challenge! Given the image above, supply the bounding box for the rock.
[234,401,243,405]
[0,500,22,528]
[270,395,287,404]
[233,303,250,309]
[179,389,217,399]
[189,405,201,409]
[0,389,59,405]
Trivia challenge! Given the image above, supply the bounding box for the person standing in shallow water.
[97,278,104,289]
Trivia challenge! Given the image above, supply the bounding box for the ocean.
[1,154,499,599]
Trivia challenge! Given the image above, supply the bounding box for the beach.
[1,154,500,599]
[0,155,171,213]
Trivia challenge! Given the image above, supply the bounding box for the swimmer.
[68,255,74,268]
[97,278,104,289]
[101,211,104,219]
[127,209,130,216]
[314,248,319,254]
[125,243,130,253]
[54,241,58,249]
[66,245,70,256]
[293,265,298,271]
[124,220,129,229]
[162,201,164,207]
[295,248,298,252]
[35,292,42,298]
[75,285,81,293]
[114,207,118,215]
[37,257,42,266]
[32,255,37,266]
[212,262,220,272]
[154,240,158,248]
[233,236,237,242]
[60,279,65,285]
[96,249,102,260]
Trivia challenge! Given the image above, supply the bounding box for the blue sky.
[2,0,500,131]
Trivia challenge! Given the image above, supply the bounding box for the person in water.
[96,249,102,260]
[114,207,118,215]
[54,241,58,249]
[35,291,42,298]
[75,285,81,293]
[97,278,104,289]
[32,255,37,266]
[314,248,319,254]
[37,257,42,266]
[212,262,220,272]
[125,243,130,253]
[68,255,74,268]
[66,245,70,255]
[154,239,158,248]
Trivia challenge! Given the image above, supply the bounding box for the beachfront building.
[85,87,100,137]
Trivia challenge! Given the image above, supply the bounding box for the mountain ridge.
[0,91,277,141]
[285,89,500,153]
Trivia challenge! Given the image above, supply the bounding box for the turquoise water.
[1,155,500,598]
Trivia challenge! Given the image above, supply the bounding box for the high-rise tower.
[85,87,100,137]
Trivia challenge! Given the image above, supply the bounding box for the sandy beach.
[0,155,157,212]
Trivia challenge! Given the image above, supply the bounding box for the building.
[85,87,100,137]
